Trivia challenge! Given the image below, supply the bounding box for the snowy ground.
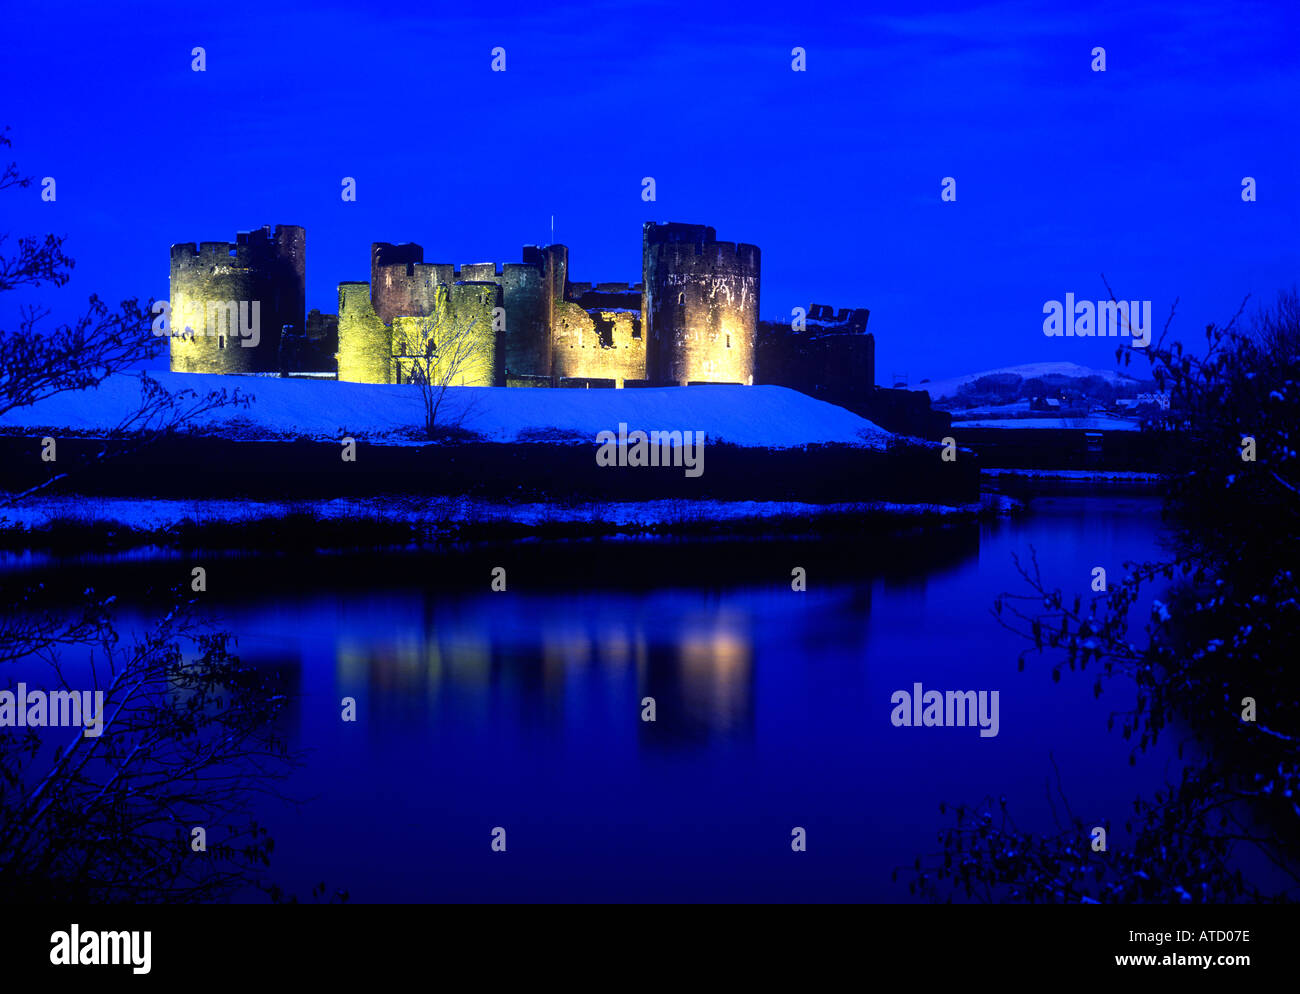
[0,493,1011,541]
[921,361,1144,402]
[952,416,1140,431]
[0,373,894,450]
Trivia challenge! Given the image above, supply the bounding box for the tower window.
[677,292,685,306]
[726,334,731,348]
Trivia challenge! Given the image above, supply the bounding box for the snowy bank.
[0,373,893,450]
[0,493,1016,555]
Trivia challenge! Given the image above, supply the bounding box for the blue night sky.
[2,0,1296,383]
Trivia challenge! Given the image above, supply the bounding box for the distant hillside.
[921,362,1150,411]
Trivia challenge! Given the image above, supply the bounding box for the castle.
[168,225,305,375]
[165,222,950,434]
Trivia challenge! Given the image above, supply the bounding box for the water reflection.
[3,497,1180,900]
[331,596,760,744]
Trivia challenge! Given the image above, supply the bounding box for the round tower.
[642,222,760,386]
[169,241,260,373]
[168,225,304,374]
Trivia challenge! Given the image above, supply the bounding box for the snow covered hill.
[0,373,894,450]
[921,361,1145,402]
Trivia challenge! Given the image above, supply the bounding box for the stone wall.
[336,282,392,384]
[551,303,645,387]
[427,282,501,387]
[280,307,338,374]
[371,244,552,382]
[168,224,305,374]
[756,305,875,398]
[642,222,759,386]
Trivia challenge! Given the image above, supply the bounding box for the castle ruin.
[164,221,944,431]
[328,222,761,388]
[168,225,305,374]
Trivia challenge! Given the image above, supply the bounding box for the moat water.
[8,494,1187,901]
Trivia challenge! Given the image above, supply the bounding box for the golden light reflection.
[332,613,754,738]
[678,628,751,728]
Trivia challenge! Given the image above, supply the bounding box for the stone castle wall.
[336,282,392,384]
[172,224,889,409]
[343,225,762,389]
[551,302,645,387]
[757,303,875,397]
[169,225,304,374]
[371,244,562,383]
[642,222,760,386]
[392,282,501,387]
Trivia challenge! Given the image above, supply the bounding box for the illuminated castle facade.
[330,222,760,388]
[168,225,305,375]
[168,221,875,397]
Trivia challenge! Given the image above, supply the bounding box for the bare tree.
[0,603,296,902]
[0,128,248,507]
[0,127,315,903]
[393,295,494,439]
[911,291,1300,904]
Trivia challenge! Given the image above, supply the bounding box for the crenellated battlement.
[642,222,760,386]
[168,223,305,375]
[176,220,885,395]
[647,239,760,271]
[369,240,552,326]
[339,281,376,311]
[458,262,498,281]
[169,241,245,269]
[643,221,717,246]
[807,303,870,332]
